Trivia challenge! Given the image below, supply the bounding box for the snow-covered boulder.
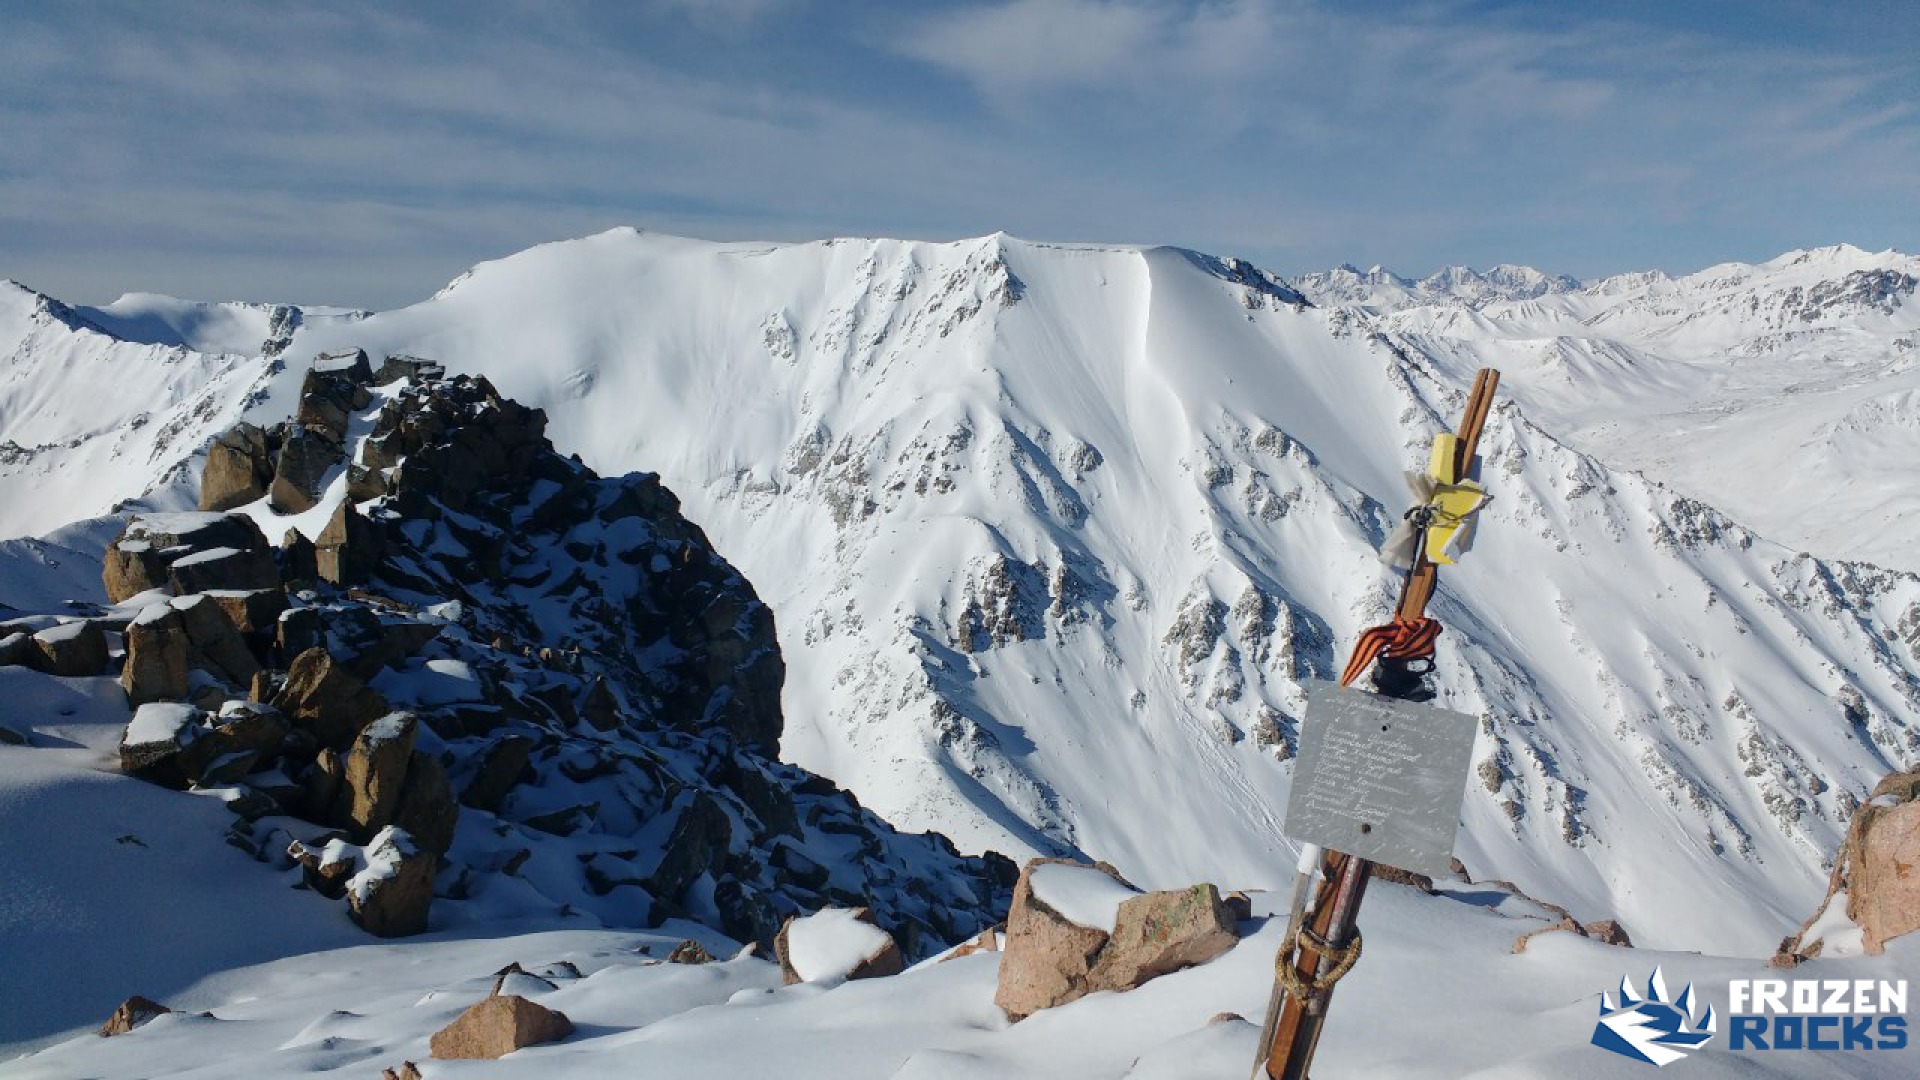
[121,604,190,706]
[118,702,204,785]
[428,992,573,1060]
[346,826,436,937]
[97,995,171,1037]
[774,906,903,986]
[199,421,273,511]
[28,619,107,677]
[269,646,389,748]
[1088,883,1236,990]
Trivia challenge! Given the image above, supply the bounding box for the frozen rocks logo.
[1591,967,1716,1066]
[1590,970,1909,1067]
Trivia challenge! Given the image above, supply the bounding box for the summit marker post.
[1253,368,1500,1080]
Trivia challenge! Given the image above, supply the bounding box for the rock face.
[429,993,573,1060]
[94,353,1007,954]
[995,858,1239,1019]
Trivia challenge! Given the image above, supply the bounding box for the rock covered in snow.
[774,906,903,985]
[345,826,437,937]
[97,995,171,1037]
[27,619,108,677]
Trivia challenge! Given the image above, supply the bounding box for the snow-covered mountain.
[4,231,1919,965]
[1292,244,1920,570]
[1288,262,1583,313]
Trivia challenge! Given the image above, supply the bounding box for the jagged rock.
[381,1063,423,1080]
[270,647,389,748]
[774,907,903,985]
[668,940,715,965]
[395,749,458,855]
[347,826,436,937]
[374,353,443,384]
[995,858,1128,1018]
[461,734,533,812]
[342,713,418,840]
[647,791,731,900]
[200,422,273,511]
[167,545,280,596]
[28,620,108,676]
[269,426,344,514]
[578,676,620,731]
[315,500,385,586]
[174,594,260,687]
[98,995,170,1036]
[1087,884,1236,990]
[1368,864,1435,894]
[297,353,373,438]
[119,703,204,787]
[429,994,573,1060]
[1512,917,1585,954]
[121,604,190,706]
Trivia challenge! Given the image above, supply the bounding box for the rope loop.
[1273,928,1364,1003]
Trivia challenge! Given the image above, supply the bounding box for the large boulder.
[167,545,280,596]
[200,422,274,511]
[314,500,386,586]
[173,594,260,687]
[342,713,417,840]
[460,734,533,812]
[102,512,270,603]
[121,604,190,706]
[183,701,288,785]
[429,993,573,1060]
[346,826,436,937]
[645,791,732,901]
[119,703,204,787]
[995,858,1131,1018]
[774,906,903,985]
[395,749,458,855]
[1780,770,1920,961]
[270,647,389,748]
[28,620,108,677]
[995,858,1239,1019]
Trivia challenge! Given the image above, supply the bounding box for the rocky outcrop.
[995,858,1239,1019]
[91,353,1006,955]
[429,993,573,1060]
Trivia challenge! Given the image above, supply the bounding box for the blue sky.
[1,0,1914,308]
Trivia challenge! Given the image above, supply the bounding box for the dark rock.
[270,647,389,748]
[461,734,533,812]
[173,594,260,687]
[168,545,280,596]
[0,632,33,668]
[342,713,417,840]
[346,463,389,502]
[314,500,386,586]
[667,940,715,965]
[395,749,458,855]
[269,426,344,514]
[119,703,204,787]
[206,589,289,637]
[647,792,732,901]
[279,528,319,585]
[121,605,190,706]
[28,620,108,677]
[184,702,287,784]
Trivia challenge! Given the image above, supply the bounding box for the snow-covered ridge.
[4,230,1919,961]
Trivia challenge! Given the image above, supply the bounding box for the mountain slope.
[1292,245,1920,570]
[4,232,1918,957]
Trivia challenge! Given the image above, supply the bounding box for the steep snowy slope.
[1294,245,1920,570]
[5,233,1918,958]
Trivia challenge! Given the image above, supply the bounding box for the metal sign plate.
[1283,681,1480,877]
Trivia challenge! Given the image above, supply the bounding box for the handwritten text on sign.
[1283,682,1479,877]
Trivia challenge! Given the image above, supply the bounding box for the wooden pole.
[1258,368,1500,1079]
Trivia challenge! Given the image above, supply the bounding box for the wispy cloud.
[0,0,1913,307]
